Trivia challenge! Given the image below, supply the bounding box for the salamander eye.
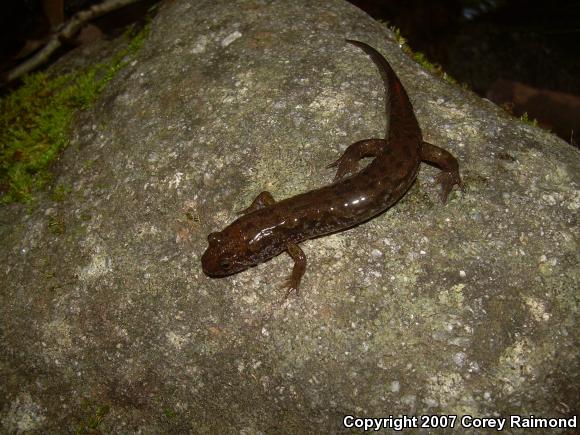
[219,259,231,270]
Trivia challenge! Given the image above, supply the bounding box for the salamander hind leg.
[237,191,275,215]
[327,138,388,182]
[420,141,463,203]
[282,242,307,299]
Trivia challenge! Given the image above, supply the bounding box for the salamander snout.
[201,231,247,277]
[202,234,228,277]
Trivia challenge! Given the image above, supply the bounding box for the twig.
[3,0,145,84]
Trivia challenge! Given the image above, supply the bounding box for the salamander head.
[201,228,251,277]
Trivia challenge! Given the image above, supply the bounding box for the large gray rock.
[1,0,578,432]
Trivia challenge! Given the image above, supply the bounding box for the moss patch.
[519,111,539,127]
[381,23,459,85]
[0,26,149,204]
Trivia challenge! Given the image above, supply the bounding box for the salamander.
[201,39,462,295]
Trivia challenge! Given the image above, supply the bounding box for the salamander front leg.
[282,242,307,298]
[327,138,388,182]
[420,141,463,203]
[237,191,275,215]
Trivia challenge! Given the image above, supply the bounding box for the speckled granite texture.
[1,0,578,432]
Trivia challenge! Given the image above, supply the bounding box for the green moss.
[50,183,71,201]
[0,25,149,204]
[380,23,459,85]
[384,23,408,48]
[74,402,110,434]
[47,215,65,235]
[82,158,98,171]
[519,112,539,127]
[412,51,458,85]
[163,407,177,418]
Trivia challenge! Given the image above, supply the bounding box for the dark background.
[1,0,578,144]
[350,0,580,94]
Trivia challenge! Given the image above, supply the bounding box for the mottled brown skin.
[202,40,462,295]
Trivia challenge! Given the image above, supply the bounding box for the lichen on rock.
[0,0,578,432]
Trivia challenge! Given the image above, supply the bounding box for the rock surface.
[1,0,578,432]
